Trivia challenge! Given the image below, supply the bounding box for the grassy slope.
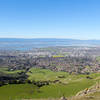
[0,67,25,75]
[0,68,100,100]
[27,68,100,83]
[27,68,69,82]
[0,84,38,100]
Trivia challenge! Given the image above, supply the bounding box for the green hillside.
[0,68,100,100]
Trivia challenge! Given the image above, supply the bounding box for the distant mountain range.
[0,38,100,51]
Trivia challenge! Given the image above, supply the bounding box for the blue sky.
[0,0,100,39]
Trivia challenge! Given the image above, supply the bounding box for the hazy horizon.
[0,37,100,40]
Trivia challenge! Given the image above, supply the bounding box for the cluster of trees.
[0,72,50,87]
[0,72,27,86]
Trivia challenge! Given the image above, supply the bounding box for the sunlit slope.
[0,68,100,100]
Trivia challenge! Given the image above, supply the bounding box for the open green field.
[0,67,25,75]
[0,84,38,100]
[0,81,95,100]
[0,68,100,100]
[27,68,69,82]
[27,68,100,83]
